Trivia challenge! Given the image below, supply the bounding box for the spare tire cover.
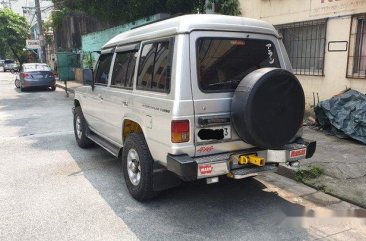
[231,68,305,149]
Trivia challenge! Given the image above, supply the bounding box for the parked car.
[73,14,316,201]
[18,63,56,91]
[4,59,19,72]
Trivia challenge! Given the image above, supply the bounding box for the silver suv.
[73,14,316,201]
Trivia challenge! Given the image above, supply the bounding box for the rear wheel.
[122,133,157,201]
[14,79,20,88]
[73,106,93,148]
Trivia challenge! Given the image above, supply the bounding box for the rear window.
[196,38,281,92]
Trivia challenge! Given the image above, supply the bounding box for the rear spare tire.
[231,68,305,149]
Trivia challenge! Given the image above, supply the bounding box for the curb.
[55,83,75,93]
[276,164,365,209]
[276,164,298,180]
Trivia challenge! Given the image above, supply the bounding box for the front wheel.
[122,133,157,201]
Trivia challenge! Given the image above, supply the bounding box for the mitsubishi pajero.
[73,14,316,201]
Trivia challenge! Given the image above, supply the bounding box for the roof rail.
[131,13,184,30]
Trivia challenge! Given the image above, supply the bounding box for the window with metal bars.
[276,20,327,76]
[347,15,366,79]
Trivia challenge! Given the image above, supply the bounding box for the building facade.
[239,0,366,108]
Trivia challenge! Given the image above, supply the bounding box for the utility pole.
[35,0,45,63]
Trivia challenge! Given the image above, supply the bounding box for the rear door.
[101,45,139,144]
[189,31,283,156]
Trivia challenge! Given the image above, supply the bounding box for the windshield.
[196,38,281,92]
[24,64,51,72]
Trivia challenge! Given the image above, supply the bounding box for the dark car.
[4,59,19,72]
[19,63,56,91]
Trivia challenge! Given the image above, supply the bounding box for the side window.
[95,54,113,85]
[152,42,170,91]
[137,39,173,93]
[138,43,156,89]
[111,51,137,89]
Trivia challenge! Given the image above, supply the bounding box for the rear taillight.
[21,73,29,78]
[49,72,55,78]
[171,120,190,143]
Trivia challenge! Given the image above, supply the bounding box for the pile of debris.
[311,89,366,144]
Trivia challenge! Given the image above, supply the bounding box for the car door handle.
[122,101,128,106]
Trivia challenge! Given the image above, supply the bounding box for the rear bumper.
[167,138,316,181]
[22,80,55,88]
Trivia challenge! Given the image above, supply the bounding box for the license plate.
[34,75,44,78]
[290,148,307,158]
[197,125,231,141]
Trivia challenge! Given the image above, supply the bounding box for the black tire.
[231,68,305,149]
[14,79,20,88]
[73,106,93,148]
[51,86,56,91]
[122,133,157,201]
[20,86,25,92]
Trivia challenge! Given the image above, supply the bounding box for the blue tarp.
[315,89,366,144]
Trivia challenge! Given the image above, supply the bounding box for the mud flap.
[153,164,182,191]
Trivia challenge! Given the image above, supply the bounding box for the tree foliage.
[0,8,29,63]
[208,0,241,15]
[50,0,241,27]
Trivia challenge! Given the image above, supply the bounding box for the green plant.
[82,52,95,69]
[296,165,324,182]
[208,0,241,15]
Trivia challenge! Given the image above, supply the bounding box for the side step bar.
[87,132,120,157]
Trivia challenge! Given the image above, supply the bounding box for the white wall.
[240,0,366,108]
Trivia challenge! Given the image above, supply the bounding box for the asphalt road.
[0,72,365,241]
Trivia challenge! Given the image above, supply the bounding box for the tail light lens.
[21,73,29,78]
[171,120,190,143]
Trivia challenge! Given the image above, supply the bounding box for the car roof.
[103,14,279,50]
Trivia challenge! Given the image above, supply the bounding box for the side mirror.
[83,69,95,90]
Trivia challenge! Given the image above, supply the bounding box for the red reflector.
[22,73,29,78]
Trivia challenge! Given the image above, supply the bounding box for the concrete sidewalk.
[279,127,366,208]
[55,80,83,93]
